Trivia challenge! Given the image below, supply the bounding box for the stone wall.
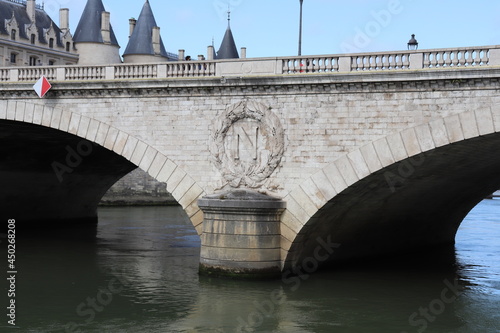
[100,168,175,206]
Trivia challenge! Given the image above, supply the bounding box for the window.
[48,60,55,66]
[31,34,36,44]
[66,42,71,52]
[49,38,54,48]
[10,53,17,64]
[11,29,16,40]
[29,56,38,66]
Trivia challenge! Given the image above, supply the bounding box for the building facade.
[0,0,78,67]
[1,0,242,68]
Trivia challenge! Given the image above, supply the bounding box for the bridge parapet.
[1,45,500,83]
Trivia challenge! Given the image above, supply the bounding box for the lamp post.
[298,0,304,56]
[407,34,418,50]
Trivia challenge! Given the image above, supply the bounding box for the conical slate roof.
[217,26,239,59]
[123,0,168,57]
[73,0,119,46]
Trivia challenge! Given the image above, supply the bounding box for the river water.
[4,200,499,332]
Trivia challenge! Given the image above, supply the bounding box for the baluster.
[481,49,489,65]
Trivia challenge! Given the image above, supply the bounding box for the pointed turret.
[123,0,173,63]
[73,0,121,65]
[216,10,239,59]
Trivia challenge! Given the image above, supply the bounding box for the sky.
[41,0,500,59]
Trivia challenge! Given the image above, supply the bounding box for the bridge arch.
[0,100,205,234]
[282,106,500,269]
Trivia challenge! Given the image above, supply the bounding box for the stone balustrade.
[1,45,499,83]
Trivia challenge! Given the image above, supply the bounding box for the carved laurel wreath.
[210,101,285,189]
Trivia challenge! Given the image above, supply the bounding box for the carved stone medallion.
[210,101,285,189]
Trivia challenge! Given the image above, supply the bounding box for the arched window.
[31,34,36,44]
[11,29,16,40]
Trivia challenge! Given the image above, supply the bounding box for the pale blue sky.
[43,0,500,59]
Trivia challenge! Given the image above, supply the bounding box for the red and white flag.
[33,76,52,98]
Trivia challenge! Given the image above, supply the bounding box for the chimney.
[101,11,111,44]
[152,27,161,55]
[26,0,36,23]
[241,47,247,59]
[178,49,185,61]
[59,8,69,33]
[207,45,214,61]
[129,18,137,38]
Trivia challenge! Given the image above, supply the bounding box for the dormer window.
[49,38,54,48]
[66,42,71,52]
[31,34,36,44]
[11,29,16,41]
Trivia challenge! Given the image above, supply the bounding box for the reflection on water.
[5,200,500,332]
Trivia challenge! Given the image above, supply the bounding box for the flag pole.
[298,0,304,56]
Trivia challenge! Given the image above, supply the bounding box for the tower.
[123,0,174,63]
[73,0,121,65]
[216,9,239,59]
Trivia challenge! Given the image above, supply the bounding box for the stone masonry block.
[50,108,63,129]
[103,126,119,150]
[59,111,72,132]
[94,122,109,146]
[300,178,327,210]
[41,107,52,127]
[0,101,7,119]
[6,101,16,120]
[121,136,139,161]
[77,116,91,139]
[334,155,359,187]
[23,103,35,123]
[360,143,383,173]
[284,194,311,226]
[179,183,204,210]
[386,132,408,162]
[373,137,395,168]
[191,210,204,232]
[311,170,337,201]
[68,113,81,135]
[166,168,187,194]
[475,108,495,136]
[112,131,129,155]
[85,119,100,142]
[172,175,196,204]
[290,186,318,217]
[146,153,167,179]
[32,104,44,125]
[459,111,479,139]
[156,159,176,183]
[414,124,435,153]
[281,223,297,246]
[400,128,421,157]
[130,141,148,166]
[444,115,464,143]
[348,149,370,179]
[281,210,303,237]
[323,162,348,194]
[139,146,158,172]
[428,119,449,148]
[15,102,25,121]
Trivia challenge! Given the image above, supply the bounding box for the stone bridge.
[2,45,500,277]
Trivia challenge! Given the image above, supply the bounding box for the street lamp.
[298,0,304,56]
[407,34,418,50]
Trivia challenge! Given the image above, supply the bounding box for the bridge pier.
[198,190,285,279]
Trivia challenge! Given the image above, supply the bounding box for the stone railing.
[1,45,499,83]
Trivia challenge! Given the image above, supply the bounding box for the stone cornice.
[1,67,499,99]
